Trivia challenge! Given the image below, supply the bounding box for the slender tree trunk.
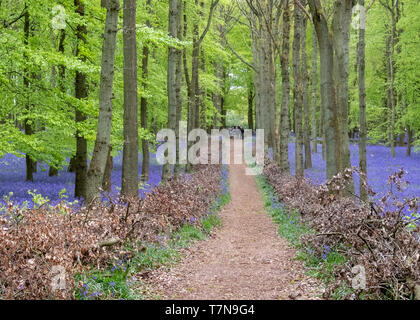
[49,29,66,177]
[23,6,36,182]
[302,14,312,169]
[121,0,139,198]
[311,29,318,154]
[332,0,353,176]
[102,146,113,193]
[251,29,261,131]
[308,0,341,179]
[74,111,88,198]
[74,0,88,199]
[174,0,184,175]
[279,1,290,173]
[199,49,207,130]
[358,0,367,201]
[406,126,412,156]
[85,0,120,205]
[140,0,151,183]
[248,85,254,130]
[293,4,304,178]
[186,0,219,171]
[162,0,180,181]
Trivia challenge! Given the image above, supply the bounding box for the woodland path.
[144,148,323,300]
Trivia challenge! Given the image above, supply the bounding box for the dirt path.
[144,159,323,300]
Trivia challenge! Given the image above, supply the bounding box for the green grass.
[74,167,231,300]
[255,175,356,300]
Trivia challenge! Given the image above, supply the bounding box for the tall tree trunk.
[301,13,312,169]
[23,5,36,182]
[162,0,180,181]
[140,0,151,183]
[332,0,353,176]
[248,85,254,130]
[358,0,367,201]
[293,3,304,178]
[212,61,223,129]
[199,49,207,130]
[174,0,184,175]
[186,0,219,172]
[102,146,113,193]
[406,126,412,157]
[85,0,120,205]
[279,1,290,173]
[251,29,261,131]
[74,0,88,199]
[381,0,401,158]
[311,29,318,154]
[121,0,139,198]
[308,0,341,179]
[49,29,66,177]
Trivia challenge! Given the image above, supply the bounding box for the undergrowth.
[74,166,230,300]
[255,175,357,300]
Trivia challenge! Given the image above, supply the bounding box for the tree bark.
[248,85,254,130]
[162,0,180,181]
[406,126,412,156]
[74,0,89,199]
[140,0,151,183]
[23,5,36,182]
[174,0,184,175]
[358,0,367,202]
[308,0,341,179]
[102,146,113,193]
[186,0,219,172]
[311,29,318,154]
[279,1,291,173]
[293,3,304,178]
[121,0,139,198]
[85,0,120,205]
[301,13,312,169]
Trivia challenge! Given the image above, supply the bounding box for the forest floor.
[142,153,324,300]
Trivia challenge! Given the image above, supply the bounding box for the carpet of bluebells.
[0,152,163,210]
[284,143,420,202]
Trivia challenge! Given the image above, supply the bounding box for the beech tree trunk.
[85,0,120,205]
[248,85,254,130]
[358,0,367,201]
[49,29,66,178]
[102,147,113,193]
[279,1,291,173]
[311,30,318,154]
[308,0,341,179]
[162,0,180,181]
[293,4,304,178]
[332,0,353,175]
[186,0,219,172]
[301,13,312,169]
[121,0,139,198]
[140,0,151,183]
[406,126,412,156]
[74,0,88,199]
[23,6,36,182]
